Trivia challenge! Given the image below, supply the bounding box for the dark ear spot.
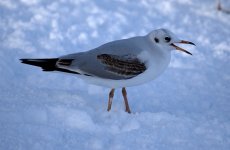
[154,38,159,43]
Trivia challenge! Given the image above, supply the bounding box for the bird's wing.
[57,52,147,80]
[57,36,148,80]
[96,53,146,79]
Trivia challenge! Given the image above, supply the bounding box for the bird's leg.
[107,88,115,112]
[122,87,131,113]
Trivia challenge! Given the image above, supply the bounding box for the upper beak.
[170,40,195,55]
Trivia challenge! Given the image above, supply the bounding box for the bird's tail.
[20,58,58,71]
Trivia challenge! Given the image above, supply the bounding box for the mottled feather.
[97,54,146,79]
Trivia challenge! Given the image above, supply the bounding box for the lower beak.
[171,40,195,55]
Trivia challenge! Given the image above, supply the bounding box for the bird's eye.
[164,37,171,42]
[154,38,159,43]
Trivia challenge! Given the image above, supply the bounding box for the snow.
[0,0,230,150]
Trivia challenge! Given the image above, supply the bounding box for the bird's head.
[148,28,195,55]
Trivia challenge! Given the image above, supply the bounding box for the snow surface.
[0,0,230,150]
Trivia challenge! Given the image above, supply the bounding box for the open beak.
[170,40,195,55]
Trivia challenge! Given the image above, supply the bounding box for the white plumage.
[21,28,195,113]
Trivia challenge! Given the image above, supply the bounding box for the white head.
[147,28,195,55]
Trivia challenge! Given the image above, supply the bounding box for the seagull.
[20,28,195,113]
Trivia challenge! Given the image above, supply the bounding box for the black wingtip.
[20,58,39,65]
[20,58,87,75]
[19,58,58,71]
[20,59,30,64]
[20,59,28,64]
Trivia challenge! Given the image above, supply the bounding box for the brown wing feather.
[97,54,146,78]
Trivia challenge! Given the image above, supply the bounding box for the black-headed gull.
[21,28,195,113]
